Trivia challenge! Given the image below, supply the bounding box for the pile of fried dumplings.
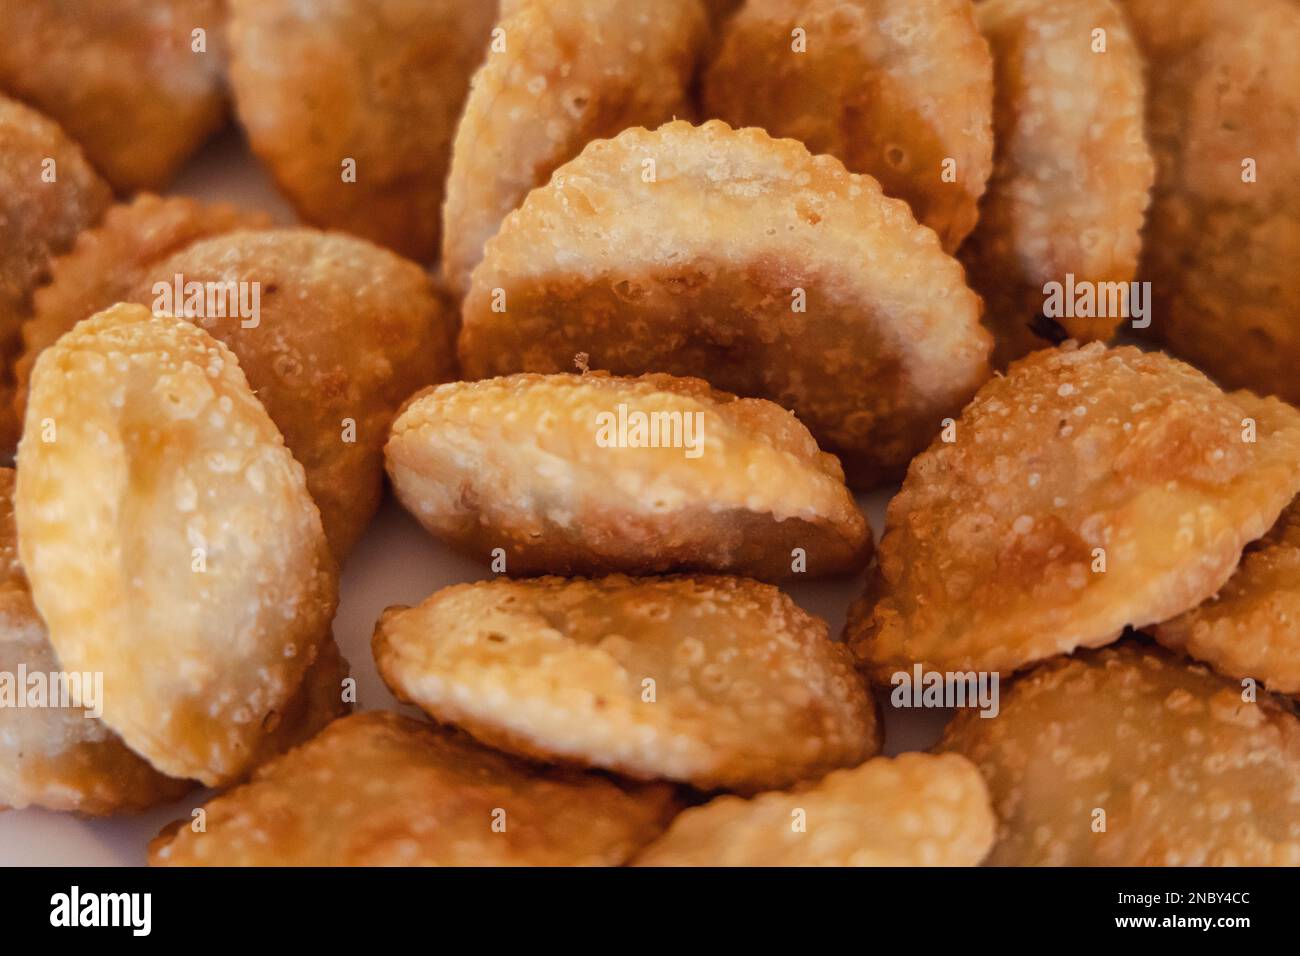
[1,0,1299,868]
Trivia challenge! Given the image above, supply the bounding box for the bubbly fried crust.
[0,464,341,810]
[961,0,1154,367]
[942,643,1300,865]
[386,372,870,580]
[127,229,458,559]
[0,0,227,191]
[247,636,352,774]
[0,468,192,815]
[0,95,111,449]
[1119,0,1300,403]
[1152,497,1300,694]
[459,120,992,489]
[441,0,707,297]
[227,0,495,261]
[15,304,337,786]
[149,711,681,866]
[847,343,1300,681]
[14,194,272,423]
[633,752,994,866]
[704,0,994,253]
[373,575,880,792]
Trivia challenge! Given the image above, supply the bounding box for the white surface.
[0,132,949,866]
